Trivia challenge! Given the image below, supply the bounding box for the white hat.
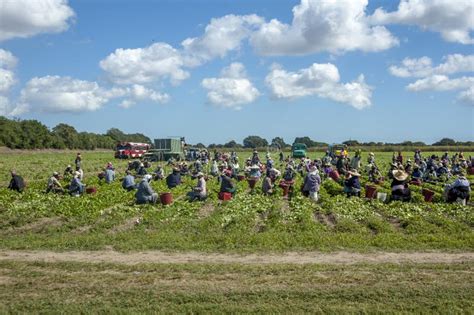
[53,171,59,176]
[143,174,153,181]
[74,171,81,177]
[196,172,204,177]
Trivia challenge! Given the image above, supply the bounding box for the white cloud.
[0,49,17,96]
[182,14,263,64]
[119,84,169,108]
[407,75,474,92]
[0,0,75,41]
[265,63,372,109]
[250,0,398,55]
[0,95,11,116]
[201,63,259,109]
[99,43,190,85]
[389,54,474,78]
[18,76,117,113]
[458,87,474,105]
[371,0,474,44]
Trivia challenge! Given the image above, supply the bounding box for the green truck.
[142,138,185,162]
[292,143,307,158]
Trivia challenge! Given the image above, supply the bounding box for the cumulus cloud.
[458,87,474,105]
[119,84,169,108]
[371,0,474,44]
[389,54,474,78]
[18,76,116,113]
[265,63,372,109]
[182,14,263,64]
[407,75,474,92]
[0,49,18,93]
[201,63,260,109]
[99,43,189,85]
[250,0,398,55]
[0,0,75,41]
[390,54,474,104]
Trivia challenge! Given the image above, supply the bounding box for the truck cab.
[292,143,307,158]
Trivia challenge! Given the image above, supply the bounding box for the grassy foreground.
[0,260,472,313]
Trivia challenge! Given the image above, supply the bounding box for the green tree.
[271,137,288,149]
[243,135,268,148]
[52,123,79,149]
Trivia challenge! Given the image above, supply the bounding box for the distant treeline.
[203,135,473,150]
[0,116,151,150]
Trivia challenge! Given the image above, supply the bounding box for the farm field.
[0,149,473,312]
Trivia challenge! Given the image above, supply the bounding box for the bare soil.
[0,250,472,265]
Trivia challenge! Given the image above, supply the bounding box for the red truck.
[114,142,150,159]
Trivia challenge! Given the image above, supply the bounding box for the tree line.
[0,116,151,150]
[206,136,473,149]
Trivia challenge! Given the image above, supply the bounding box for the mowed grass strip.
[0,260,472,313]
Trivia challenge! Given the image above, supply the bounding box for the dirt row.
[0,250,472,265]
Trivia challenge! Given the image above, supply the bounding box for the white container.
[377,192,387,202]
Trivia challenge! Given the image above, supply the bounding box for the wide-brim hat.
[196,172,204,177]
[348,170,361,177]
[74,171,81,177]
[392,169,408,181]
[144,174,153,181]
[53,171,59,176]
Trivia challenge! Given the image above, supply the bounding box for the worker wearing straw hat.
[343,169,361,197]
[390,169,411,202]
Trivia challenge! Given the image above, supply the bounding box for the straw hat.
[53,171,59,176]
[196,172,204,177]
[392,169,408,181]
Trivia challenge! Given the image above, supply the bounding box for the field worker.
[75,166,84,181]
[249,164,261,179]
[251,150,260,165]
[262,173,274,195]
[396,151,403,164]
[69,171,85,197]
[367,152,375,165]
[336,155,347,175]
[63,165,74,179]
[188,172,207,201]
[231,158,240,178]
[404,159,413,174]
[368,164,383,184]
[350,150,362,171]
[122,170,136,191]
[194,159,203,173]
[135,174,158,204]
[46,171,63,194]
[390,170,411,202]
[343,170,361,198]
[8,170,25,193]
[414,149,422,163]
[104,165,115,184]
[283,164,296,182]
[444,171,470,205]
[411,165,423,182]
[266,156,274,171]
[75,152,82,169]
[220,170,236,196]
[279,151,284,162]
[137,163,147,176]
[210,160,219,176]
[302,165,321,201]
[153,165,165,180]
[166,168,181,189]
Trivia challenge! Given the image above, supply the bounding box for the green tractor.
[292,143,307,158]
[142,138,185,162]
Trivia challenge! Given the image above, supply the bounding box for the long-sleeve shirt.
[135,180,155,203]
[69,177,84,194]
[105,169,115,183]
[344,176,361,190]
[303,172,321,193]
[122,175,135,189]
[8,175,25,192]
[194,177,207,197]
[447,177,470,191]
[220,175,235,192]
[166,173,181,188]
[47,176,62,189]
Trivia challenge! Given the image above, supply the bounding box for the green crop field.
[0,150,473,313]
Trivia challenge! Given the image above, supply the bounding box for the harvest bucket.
[422,189,435,202]
[160,192,173,205]
[248,177,258,189]
[218,192,232,201]
[376,192,387,202]
[329,170,340,181]
[237,175,245,181]
[86,187,97,194]
[365,185,377,199]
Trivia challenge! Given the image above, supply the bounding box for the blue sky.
[0,0,473,145]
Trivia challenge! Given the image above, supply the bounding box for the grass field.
[0,150,473,312]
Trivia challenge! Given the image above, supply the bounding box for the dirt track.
[0,250,473,265]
